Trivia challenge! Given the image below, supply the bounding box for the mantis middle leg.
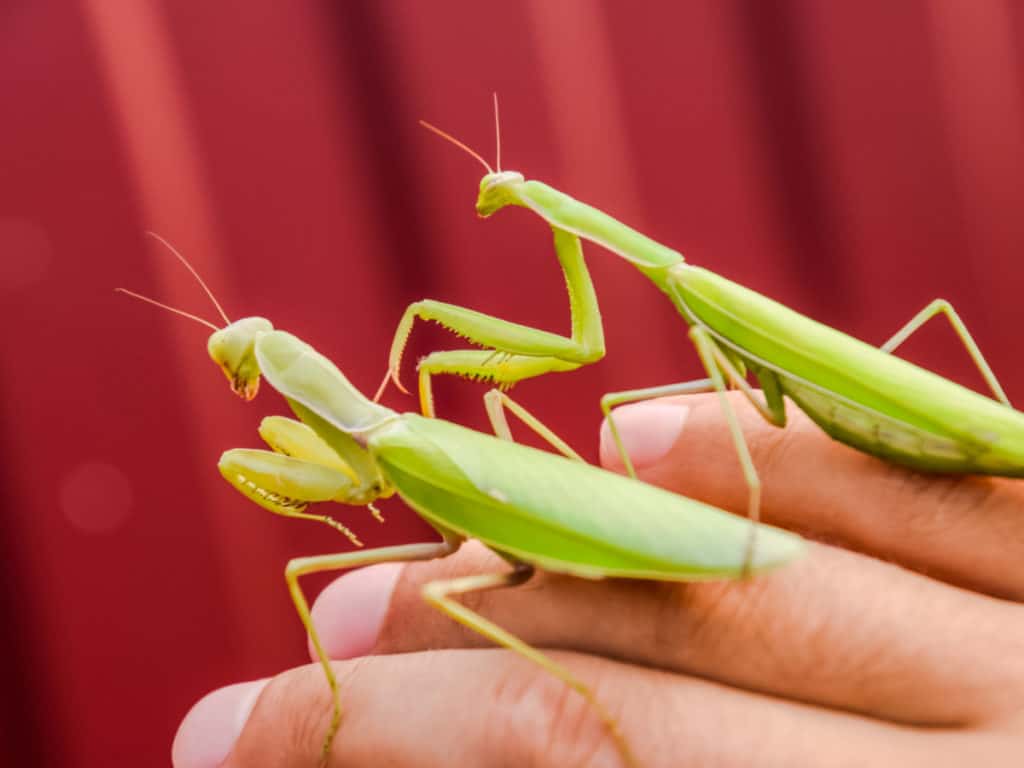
[377,227,605,412]
[881,298,1010,406]
[422,564,637,768]
[482,388,584,461]
[601,364,787,481]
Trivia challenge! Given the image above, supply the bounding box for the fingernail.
[309,562,404,660]
[172,678,269,768]
[599,402,689,471]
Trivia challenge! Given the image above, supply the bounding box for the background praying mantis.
[119,239,806,768]
[378,101,1024,543]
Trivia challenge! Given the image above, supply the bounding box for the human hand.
[172,393,1024,767]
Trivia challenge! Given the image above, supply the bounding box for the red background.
[1,2,1023,765]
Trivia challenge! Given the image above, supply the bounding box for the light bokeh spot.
[60,461,135,534]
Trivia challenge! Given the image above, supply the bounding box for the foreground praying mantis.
[381,103,1024,543]
[120,234,805,768]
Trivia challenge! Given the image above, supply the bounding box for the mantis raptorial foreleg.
[881,298,1011,406]
[258,415,361,483]
[379,227,605,412]
[286,541,458,765]
[220,413,389,529]
[422,564,638,768]
[417,349,581,417]
[482,388,584,461]
[218,449,368,546]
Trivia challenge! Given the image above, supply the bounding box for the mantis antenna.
[114,287,220,331]
[493,92,502,173]
[145,231,231,325]
[378,100,504,404]
[419,120,494,175]
[117,232,233,332]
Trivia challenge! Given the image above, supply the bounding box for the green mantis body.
[121,238,805,768]
[384,125,1024,537]
[210,322,804,767]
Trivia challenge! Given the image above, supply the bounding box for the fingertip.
[599,402,690,472]
[598,418,621,470]
[172,679,269,768]
[309,562,405,661]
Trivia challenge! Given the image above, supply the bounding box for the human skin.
[172,393,1024,767]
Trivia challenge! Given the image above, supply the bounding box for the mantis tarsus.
[382,104,1024,552]
[120,234,805,768]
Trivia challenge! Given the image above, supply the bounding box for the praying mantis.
[120,234,806,768]
[379,102,1024,544]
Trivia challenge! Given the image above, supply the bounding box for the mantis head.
[207,317,274,401]
[421,94,528,218]
[476,171,526,217]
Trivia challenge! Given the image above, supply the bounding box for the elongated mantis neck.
[255,330,397,444]
[481,176,684,284]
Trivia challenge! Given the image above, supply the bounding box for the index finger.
[600,392,1024,601]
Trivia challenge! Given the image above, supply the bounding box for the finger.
[310,540,1024,728]
[177,651,1006,768]
[599,392,1024,600]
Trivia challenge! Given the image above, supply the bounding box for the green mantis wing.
[675,265,1024,474]
[368,414,805,580]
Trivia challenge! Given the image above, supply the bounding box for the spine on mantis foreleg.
[377,223,607,412]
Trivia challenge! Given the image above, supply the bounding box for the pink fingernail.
[172,678,269,768]
[600,402,690,471]
[309,563,404,660]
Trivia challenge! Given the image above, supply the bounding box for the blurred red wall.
[1,2,1022,765]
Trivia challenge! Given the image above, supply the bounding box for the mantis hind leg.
[483,388,583,461]
[881,298,1011,406]
[422,564,638,768]
[286,540,458,766]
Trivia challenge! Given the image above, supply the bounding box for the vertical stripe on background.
[80,0,274,670]
[929,0,1024,361]
[525,0,681,375]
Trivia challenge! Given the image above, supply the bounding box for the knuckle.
[378,542,505,651]
[650,562,845,686]
[880,463,997,541]
[246,665,336,765]
[489,657,617,768]
[651,579,734,660]
[652,575,784,673]
[740,397,811,477]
